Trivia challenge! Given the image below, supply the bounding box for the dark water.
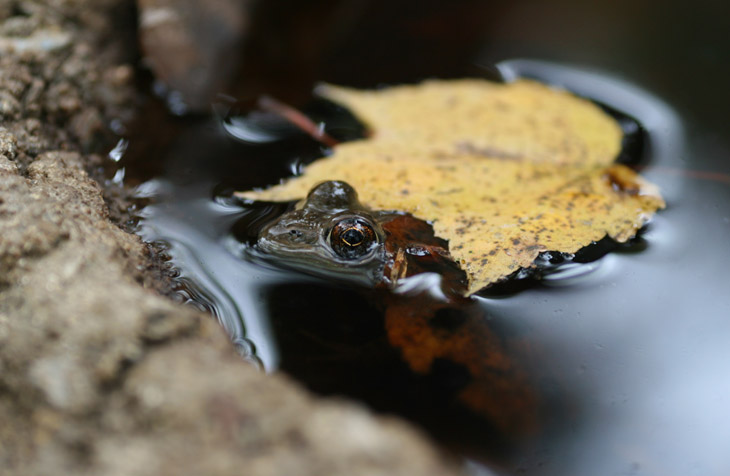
[120,54,730,476]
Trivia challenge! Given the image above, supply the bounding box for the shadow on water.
[121,58,730,475]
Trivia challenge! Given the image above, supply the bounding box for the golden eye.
[330,218,377,259]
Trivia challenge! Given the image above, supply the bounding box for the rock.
[0,29,72,53]
[0,127,17,159]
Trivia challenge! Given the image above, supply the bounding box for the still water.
[122,60,730,475]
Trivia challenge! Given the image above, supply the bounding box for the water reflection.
[129,61,730,475]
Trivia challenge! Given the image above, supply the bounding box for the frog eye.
[330,218,377,259]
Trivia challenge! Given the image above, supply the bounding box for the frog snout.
[288,229,304,240]
[280,227,313,244]
[259,222,318,250]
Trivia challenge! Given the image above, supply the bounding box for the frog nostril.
[288,229,304,240]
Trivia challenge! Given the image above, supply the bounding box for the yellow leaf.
[237,79,665,294]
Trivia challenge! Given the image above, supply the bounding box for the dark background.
[237,0,729,142]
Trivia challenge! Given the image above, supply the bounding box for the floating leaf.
[237,79,665,294]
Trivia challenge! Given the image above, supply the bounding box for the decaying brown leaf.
[237,79,665,294]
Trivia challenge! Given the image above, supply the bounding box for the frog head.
[256,181,390,286]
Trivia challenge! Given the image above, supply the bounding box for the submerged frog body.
[253,180,539,440]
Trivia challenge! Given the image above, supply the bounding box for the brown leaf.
[237,79,665,294]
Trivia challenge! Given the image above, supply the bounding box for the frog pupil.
[341,228,364,247]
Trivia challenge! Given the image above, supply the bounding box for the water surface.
[123,59,730,475]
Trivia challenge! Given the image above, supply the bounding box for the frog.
[257,179,469,294]
[253,180,539,440]
[256,180,395,288]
